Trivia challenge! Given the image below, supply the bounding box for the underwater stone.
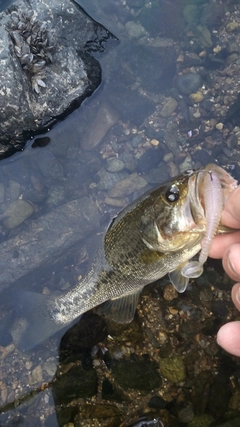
[187,414,215,427]
[108,173,147,198]
[112,357,162,391]
[0,197,100,290]
[3,199,34,229]
[81,102,119,149]
[106,158,125,173]
[159,356,186,383]
[175,73,203,96]
[52,365,98,404]
[79,403,122,423]
[160,97,178,117]
[137,146,164,173]
[9,180,21,201]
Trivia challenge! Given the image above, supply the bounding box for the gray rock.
[52,365,98,403]
[81,101,119,149]
[106,158,125,173]
[9,180,21,201]
[160,97,178,117]
[34,150,64,179]
[0,0,116,159]
[108,173,147,198]
[97,168,127,191]
[175,73,203,96]
[0,197,100,290]
[43,357,58,377]
[3,199,34,229]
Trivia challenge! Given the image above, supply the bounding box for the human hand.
[208,185,240,357]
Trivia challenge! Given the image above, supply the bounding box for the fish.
[13,164,238,350]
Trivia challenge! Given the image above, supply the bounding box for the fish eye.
[165,184,179,202]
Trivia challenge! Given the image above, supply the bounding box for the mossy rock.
[159,356,186,383]
[112,357,161,391]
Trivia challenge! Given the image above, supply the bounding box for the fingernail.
[236,288,240,305]
[228,257,236,276]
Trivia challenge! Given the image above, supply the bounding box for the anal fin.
[98,289,143,323]
[169,265,189,293]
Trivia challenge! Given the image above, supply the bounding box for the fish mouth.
[188,164,238,227]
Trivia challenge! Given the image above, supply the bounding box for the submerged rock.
[159,356,186,383]
[174,73,203,96]
[52,365,98,404]
[111,357,162,391]
[0,197,100,290]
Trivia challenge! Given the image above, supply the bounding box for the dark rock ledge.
[0,0,116,159]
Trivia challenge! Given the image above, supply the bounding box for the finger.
[208,232,240,259]
[217,321,240,357]
[221,186,240,229]
[231,282,240,311]
[222,244,240,282]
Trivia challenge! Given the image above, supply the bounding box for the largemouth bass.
[14,164,238,350]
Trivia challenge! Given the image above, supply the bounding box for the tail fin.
[13,291,72,351]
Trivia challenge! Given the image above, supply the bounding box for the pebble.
[148,395,167,409]
[137,146,164,172]
[3,200,34,229]
[108,173,147,198]
[9,180,21,201]
[163,284,178,301]
[160,97,178,117]
[179,156,193,172]
[97,169,127,191]
[81,102,119,149]
[43,357,58,377]
[196,24,212,47]
[125,21,147,38]
[189,91,204,103]
[28,365,43,385]
[188,414,214,427]
[216,122,224,130]
[178,405,194,423]
[159,356,186,383]
[192,109,201,118]
[150,139,159,147]
[106,158,125,172]
[46,186,65,207]
[226,21,239,32]
[175,73,203,95]
[104,196,126,207]
[131,134,143,148]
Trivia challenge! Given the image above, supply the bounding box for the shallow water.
[1,0,240,426]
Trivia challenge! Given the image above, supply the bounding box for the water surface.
[1,1,240,426]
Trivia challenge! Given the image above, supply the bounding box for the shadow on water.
[1,0,240,426]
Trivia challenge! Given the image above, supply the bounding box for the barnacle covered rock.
[7,10,52,93]
[0,0,117,159]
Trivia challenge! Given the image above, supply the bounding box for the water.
[1,0,240,426]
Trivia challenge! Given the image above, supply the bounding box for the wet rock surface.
[0,0,116,159]
[0,197,100,290]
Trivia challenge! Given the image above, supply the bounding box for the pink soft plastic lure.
[181,169,223,278]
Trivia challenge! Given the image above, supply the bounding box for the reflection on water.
[1,0,240,425]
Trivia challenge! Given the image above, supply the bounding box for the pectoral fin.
[169,266,189,293]
[98,289,143,323]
